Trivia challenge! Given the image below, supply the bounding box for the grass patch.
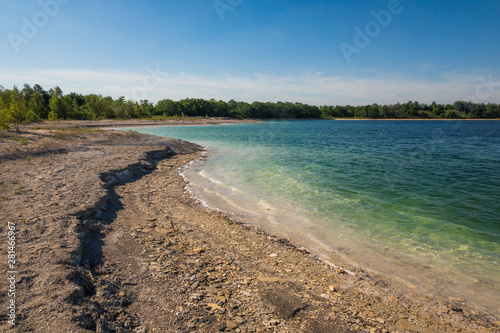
[14,185,22,195]
[40,140,54,149]
[149,114,200,121]
[54,127,100,140]
[9,136,29,145]
[54,131,71,140]
[65,127,100,134]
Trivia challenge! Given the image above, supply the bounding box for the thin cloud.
[2,67,499,106]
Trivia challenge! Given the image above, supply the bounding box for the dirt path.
[0,126,498,332]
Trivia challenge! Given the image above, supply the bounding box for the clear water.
[127,120,500,317]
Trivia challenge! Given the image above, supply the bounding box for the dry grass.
[7,136,29,145]
[54,127,101,140]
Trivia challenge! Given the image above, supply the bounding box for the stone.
[215,295,227,304]
[189,293,203,302]
[448,297,465,302]
[257,276,280,283]
[263,288,306,319]
[193,248,204,254]
[215,322,226,331]
[226,320,239,330]
[398,321,440,333]
[268,319,280,326]
[207,303,221,311]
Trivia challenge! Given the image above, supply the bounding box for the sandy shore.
[1,120,499,332]
[25,118,261,130]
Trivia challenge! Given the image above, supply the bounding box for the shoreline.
[25,118,262,130]
[331,118,500,121]
[177,133,500,323]
[1,122,499,332]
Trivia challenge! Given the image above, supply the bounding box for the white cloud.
[1,67,499,106]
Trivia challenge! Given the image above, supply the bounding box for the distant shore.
[23,117,500,132]
[1,121,498,332]
[330,117,500,121]
[25,118,261,129]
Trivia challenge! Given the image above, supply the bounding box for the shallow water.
[127,120,500,317]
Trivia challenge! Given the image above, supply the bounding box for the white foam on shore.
[177,147,500,320]
[127,122,500,315]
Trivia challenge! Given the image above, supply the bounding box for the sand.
[0,120,498,332]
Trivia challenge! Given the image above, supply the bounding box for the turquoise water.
[128,120,500,316]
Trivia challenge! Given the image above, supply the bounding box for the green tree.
[21,84,34,103]
[354,107,367,118]
[484,104,500,118]
[49,86,69,119]
[112,97,135,119]
[366,104,380,118]
[29,90,49,119]
[431,101,444,117]
[8,87,29,131]
[0,86,11,129]
[33,84,50,106]
[0,110,11,129]
[156,99,182,117]
[444,110,457,118]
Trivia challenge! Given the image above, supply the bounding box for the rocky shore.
[1,121,499,332]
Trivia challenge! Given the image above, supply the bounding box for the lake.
[128,120,500,317]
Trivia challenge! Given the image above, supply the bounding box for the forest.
[1,83,499,129]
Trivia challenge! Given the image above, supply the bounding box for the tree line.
[1,84,499,129]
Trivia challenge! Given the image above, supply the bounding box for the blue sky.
[1,0,499,105]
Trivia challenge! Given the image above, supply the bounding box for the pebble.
[192,248,204,254]
[208,303,220,311]
[215,295,227,304]
[226,320,239,330]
